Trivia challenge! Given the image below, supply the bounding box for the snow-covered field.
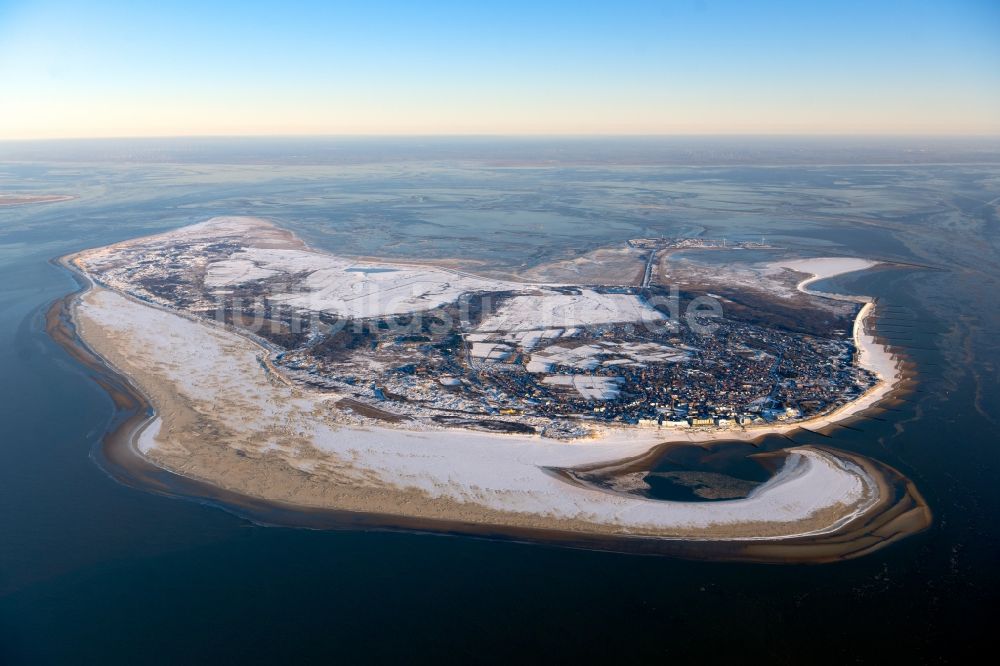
[468,328,569,351]
[208,246,522,319]
[90,217,675,337]
[542,375,625,400]
[527,343,606,372]
[173,219,671,331]
[478,290,665,332]
[524,340,689,374]
[470,342,513,361]
[205,258,281,285]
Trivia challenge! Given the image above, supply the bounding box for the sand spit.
[52,220,931,561]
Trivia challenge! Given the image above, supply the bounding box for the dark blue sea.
[1,138,998,663]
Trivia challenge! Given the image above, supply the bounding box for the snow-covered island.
[58,217,930,561]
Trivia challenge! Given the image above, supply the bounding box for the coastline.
[48,224,931,562]
[575,257,905,445]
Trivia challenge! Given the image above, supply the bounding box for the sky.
[0,0,998,139]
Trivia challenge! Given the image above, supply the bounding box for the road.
[641,249,657,287]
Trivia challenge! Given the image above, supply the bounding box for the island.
[52,216,931,562]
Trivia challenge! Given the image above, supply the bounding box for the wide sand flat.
[76,285,884,540]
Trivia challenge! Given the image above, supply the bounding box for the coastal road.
[641,249,657,287]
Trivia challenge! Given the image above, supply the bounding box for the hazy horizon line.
[4,132,1000,143]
